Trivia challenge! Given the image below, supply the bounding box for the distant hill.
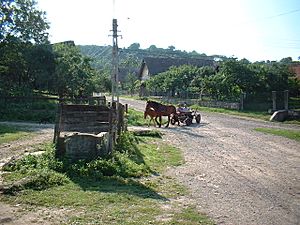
[78,44,227,81]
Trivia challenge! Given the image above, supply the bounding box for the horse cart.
[171,109,201,126]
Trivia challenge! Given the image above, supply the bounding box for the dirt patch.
[0,122,55,224]
[0,203,75,225]
[0,122,54,166]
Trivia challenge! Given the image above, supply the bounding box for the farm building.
[138,57,215,81]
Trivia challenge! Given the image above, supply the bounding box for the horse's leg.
[150,116,156,127]
[154,116,159,127]
[156,116,162,128]
[160,116,162,128]
[152,116,156,127]
[165,115,170,128]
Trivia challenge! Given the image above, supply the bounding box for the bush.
[2,132,155,194]
[24,169,69,190]
[3,144,63,173]
[67,132,151,178]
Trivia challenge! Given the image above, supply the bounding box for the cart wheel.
[185,118,192,126]
[171,117,176,125]
[196,114,201,124]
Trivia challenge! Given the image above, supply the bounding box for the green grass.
[0,133,213,224]
[0,124,32,144]
[0,97,57,122]
[127,108,149,126]
[255,128,300,142]
[191,105,271,121]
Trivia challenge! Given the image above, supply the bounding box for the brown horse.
[145,100,176,128]
[144,107,160,127]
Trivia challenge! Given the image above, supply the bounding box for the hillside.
[78,45,226,69]
[78,45,223,81]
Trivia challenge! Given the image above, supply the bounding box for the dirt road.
[121,98,300,225]
[0,122,54,167]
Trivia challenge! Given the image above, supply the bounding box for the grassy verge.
[0,124,32,144]
[0,95,57,123]
[254,128,300,142]
[191,105,271,121]
[0,132,214,224]
[122,95,300,124]
[122,95,271,121]
[127,108,149,126]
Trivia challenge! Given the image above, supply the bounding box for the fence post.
[108,102,116,154]
[240,93,244,110]
[272,91,277,111]
[284,90,289,110]
[53,103,62,144]
[117,103,124,135]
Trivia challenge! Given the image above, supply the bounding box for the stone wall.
[62,132,109,161]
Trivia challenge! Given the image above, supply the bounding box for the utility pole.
[111,18,120,105]
[108,18,121,152]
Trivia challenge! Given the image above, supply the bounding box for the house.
[138,57,215,81]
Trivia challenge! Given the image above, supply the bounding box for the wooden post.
[284,90,289,110]
[53,103,63,144]
[240,93,245,111]
[108,102,117,154]
[118,103,125,135]
[272,91,277,111]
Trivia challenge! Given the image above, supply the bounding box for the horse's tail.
[171,105,177,114]
[144,111,148,119]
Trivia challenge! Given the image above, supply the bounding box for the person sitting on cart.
[177,102,190,113]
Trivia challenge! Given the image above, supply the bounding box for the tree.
[148,45,158,52]
[280,57,293,64]
[92,69,111,93]
[147,65,201,97]
[124,72,138,96]
[191,66,215,99]
[53,44,95,98]
[0,0,50,43]
[128,43,140,50]
[25,44,55,91]
[168,45,175,51]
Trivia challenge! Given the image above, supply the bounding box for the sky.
[36,0,300,62]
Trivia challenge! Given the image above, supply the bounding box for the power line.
[264,8,300,20]
[238,8,300,26]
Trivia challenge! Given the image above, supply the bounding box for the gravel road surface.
[120,98,300,225]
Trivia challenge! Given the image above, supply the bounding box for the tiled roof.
[140,57,215,75]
